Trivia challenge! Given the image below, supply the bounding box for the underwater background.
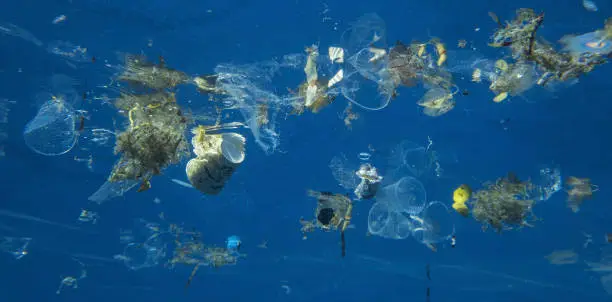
[1,0,612,301]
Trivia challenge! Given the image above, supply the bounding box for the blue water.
[1,0,612,301]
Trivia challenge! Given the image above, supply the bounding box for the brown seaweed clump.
[488,8,544,57]
[109,92,189,183]
[566,176,596,213]
[471,173,536,233]
[488,9,611,86]
[113,91,176,111]
[118,55,190,90]
[108,55,193,186]
[168,227,243,289]
[387,41,422,88]
[202,246,240,268]
[111,119,188,182]
[387,40,454,90]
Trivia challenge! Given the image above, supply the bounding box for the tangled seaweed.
[109,56,190,184]
[489,9,612,86]
[471,173,536,233]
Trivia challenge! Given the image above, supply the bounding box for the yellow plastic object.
[437,53,447,67]
[453,184,472,204]
[417,44,426,57]
[452,202,469,217]
[452,184,471,217]
[435,42,447,66]
[435,42,445,56]
[493,92,508,103]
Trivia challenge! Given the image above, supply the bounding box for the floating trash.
[23,97,78,156]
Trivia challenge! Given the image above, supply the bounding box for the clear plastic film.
[337,13,396,111]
